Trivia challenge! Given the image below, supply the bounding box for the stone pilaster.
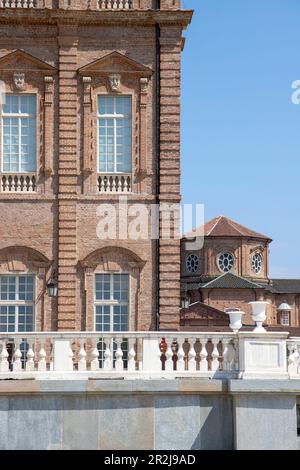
[159,26,182,330]
[57,33,78,330]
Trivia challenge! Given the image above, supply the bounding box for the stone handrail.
[0,331,295,379]
[0,331,237,377]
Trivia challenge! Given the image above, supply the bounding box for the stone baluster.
[38,341,47,372]
[125,0,129,9]
[176,338,185,372]
[211,338,220,371]
[25,341,35,372]
[222,339,232,371]
[107,0,112,8]
[119,0,124,8]
[127,338,136,371]
[200,338,208,371]
[28,177,33,192]
[187,338,196,371]
[0,340,9,372]
[288,343,299,376]
[115,338,124,371]
[78,339,87,371]
[165,338,173,372]
[90,340,100,371]
[13,340,22,372]
[103,336,112,371]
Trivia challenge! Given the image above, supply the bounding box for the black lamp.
[47,270,58,298]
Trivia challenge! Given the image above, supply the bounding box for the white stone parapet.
[0,330,296,380]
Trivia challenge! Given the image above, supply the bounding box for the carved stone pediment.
[78,51,153,77]
[0,49,57,74]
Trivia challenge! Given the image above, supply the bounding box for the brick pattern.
[159,26,182,330]
[57,35,78,330]
[0,5,191,333]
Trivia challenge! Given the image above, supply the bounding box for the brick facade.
[0,2,192,332]
[181,216,300,329]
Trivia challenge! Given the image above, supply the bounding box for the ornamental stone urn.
[249,301,269,332]
[225,310,245,332]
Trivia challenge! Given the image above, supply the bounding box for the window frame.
[186,253,199,274]
[0,273,36,332]
[280,311,290,326]
[96,94,133,175]
[94,272,130,332]
[252,252,263,274]
[0,93,38,174]
[217,252,235,273]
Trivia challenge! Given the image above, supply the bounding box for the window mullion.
[18,116,21,173]
[114,117,117,173]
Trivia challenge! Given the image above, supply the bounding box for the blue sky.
[181,0,300,278]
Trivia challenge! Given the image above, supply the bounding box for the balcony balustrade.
[0,330,297,380]
[98,173,131,193]
[1,174,36,193]
[0,0,36,6]
[98,0,133,8]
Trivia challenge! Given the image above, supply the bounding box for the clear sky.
[181,0,300,279]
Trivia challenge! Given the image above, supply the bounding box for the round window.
[252,253,263,274]
[218,252,234,273]
[186,254,199,273]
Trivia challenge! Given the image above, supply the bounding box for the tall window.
[0,275,35,332]
[98,96,132,174]
[95,273,129,332]
[1,95,37,173]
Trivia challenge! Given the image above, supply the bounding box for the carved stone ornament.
[108,73,121,92]
[13,72,25,90]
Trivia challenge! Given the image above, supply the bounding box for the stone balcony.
[0,330,299,380]
[0,0,181,10]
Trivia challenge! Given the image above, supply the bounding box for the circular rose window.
[218,252,234,273]
[186,254,199,273]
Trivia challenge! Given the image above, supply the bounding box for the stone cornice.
[0,9,193,28]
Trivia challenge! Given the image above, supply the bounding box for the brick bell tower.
[0,0,192,334]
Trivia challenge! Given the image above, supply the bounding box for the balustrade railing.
[98,174,131,193]
[1,174,36,193]
[1,331,297,379]
[98,0,133,9]
[0,332,238,377]
[0,0,37,7]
